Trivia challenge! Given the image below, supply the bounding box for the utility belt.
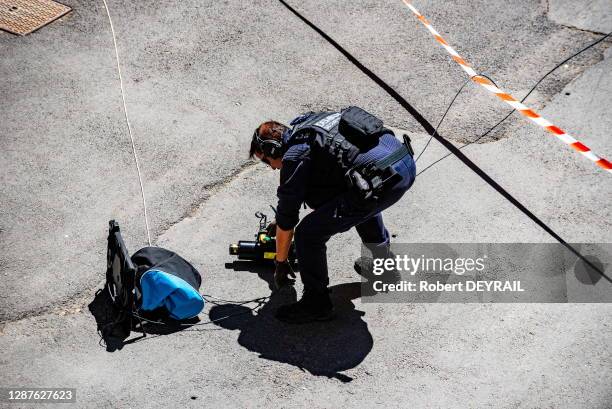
[345,134,414,201]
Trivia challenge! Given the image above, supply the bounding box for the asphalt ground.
[1,0,608,320]
[1,0,611,407]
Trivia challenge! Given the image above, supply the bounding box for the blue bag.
[132,247,204,320]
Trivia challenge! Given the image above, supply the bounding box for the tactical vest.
[282,112,355,207]
[288,111,361,174]
[286,109,412,203]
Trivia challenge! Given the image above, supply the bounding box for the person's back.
[281,111,405,209]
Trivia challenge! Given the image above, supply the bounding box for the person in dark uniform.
[249,107,416,324]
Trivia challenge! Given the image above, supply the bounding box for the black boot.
[355,243,393,277]
[354,256,376,281]
[275,289,334,324]
[354,253,401,287]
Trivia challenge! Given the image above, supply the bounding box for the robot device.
[229,211,296,263]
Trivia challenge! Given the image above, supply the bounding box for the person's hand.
[266,220,277,237]
[274,258,295,289]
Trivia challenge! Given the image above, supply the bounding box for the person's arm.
[275,226,294,262]
[275,144,310,241]
[272,145,309,288]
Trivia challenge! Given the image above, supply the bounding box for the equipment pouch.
[338,106,385,151]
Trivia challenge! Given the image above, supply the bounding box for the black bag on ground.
[132,246,204,320]
[105,220,204,323]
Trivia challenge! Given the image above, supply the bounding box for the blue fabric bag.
[132,247,204,320]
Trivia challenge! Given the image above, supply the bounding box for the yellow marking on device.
[263,252,276,260]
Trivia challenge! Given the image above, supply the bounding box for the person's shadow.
[214,261,374,382]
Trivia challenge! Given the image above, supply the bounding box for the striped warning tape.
[401,1,612,174]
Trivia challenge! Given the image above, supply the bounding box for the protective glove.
[266,220,277,237]
[274,258,295,289]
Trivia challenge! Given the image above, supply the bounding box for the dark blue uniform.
[275,119,416,294]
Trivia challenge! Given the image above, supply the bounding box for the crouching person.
[249,107,416,324]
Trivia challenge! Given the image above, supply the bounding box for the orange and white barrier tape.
[402,1,612,174]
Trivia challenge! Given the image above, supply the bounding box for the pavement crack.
[0,280,105,325]
[155,160,259,239]
[545,0,612,36]
[558,23,611,36]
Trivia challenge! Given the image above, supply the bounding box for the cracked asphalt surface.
[1,0,611,407]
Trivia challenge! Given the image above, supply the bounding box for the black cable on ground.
[415,74,498,163]
[417,31,612,176]
[276,0,610,283]
[131,297,268,328]
[414,75,473,163]
[97,292,270,347]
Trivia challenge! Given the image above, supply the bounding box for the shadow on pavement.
[211,262,373,382]
[88,287,201,352]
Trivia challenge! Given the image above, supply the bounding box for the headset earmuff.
[254,128,283,159]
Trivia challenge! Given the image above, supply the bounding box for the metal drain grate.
[0,0,71,36]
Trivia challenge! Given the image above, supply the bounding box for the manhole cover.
[0,0,71,36]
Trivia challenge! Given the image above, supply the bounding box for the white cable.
[101,0,152,246]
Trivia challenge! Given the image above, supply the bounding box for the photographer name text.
[373,280,525,293]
